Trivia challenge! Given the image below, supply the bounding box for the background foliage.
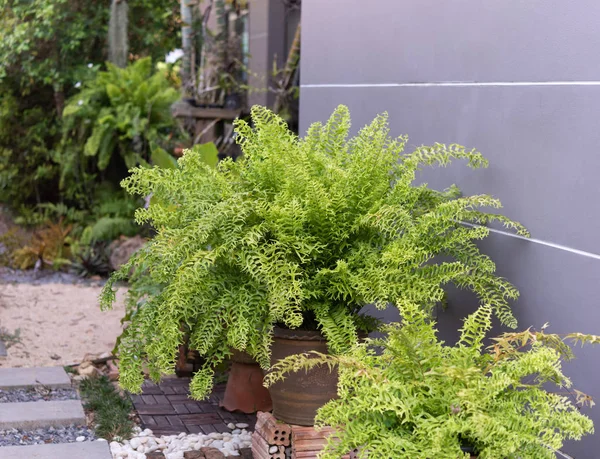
[0,0,181,212]
[0,0,182,271]
[59,58,182,207]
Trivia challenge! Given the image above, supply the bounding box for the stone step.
[0,367,71,390]
[0,440,112,459]
[0,400,85,429]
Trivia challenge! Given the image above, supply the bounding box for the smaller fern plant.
[100,105,528,399]
[265,305,599,459]
[59,57,182,201]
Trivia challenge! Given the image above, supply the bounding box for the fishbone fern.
[265,305,598,459]
[100,105,528,399]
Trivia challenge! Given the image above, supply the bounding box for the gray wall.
[299,1,600,456]
[248,0,300,107]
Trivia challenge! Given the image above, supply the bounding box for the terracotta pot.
[220,350,272,413]
[267,327,337,426]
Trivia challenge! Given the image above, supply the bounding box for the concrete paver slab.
[0,367,71,389]
[0,440,112,459]
[0,400,85,429]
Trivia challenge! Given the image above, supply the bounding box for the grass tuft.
[79,375,135,440]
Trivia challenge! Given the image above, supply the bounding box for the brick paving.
[131,377,256,436]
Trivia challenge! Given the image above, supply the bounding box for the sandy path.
[0,283,126,367]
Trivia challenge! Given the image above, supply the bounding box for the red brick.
[251,431,270,459]
[255,411,291,446]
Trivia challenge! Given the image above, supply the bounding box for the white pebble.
[108,427,251,458]
[76,436,85,442]
[227,422,236,429]
[129,437,141,449]
[269,445,279,453]
[235,423,249,429]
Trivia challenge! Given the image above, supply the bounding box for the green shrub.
[0,0,181,211]
[100,105,527,399]
[266,305,598,459]
[59,57,182,204]
[0,84,60,208]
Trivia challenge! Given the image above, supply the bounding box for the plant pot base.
[220,361,272,413]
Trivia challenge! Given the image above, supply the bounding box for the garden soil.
[0,281,126,367]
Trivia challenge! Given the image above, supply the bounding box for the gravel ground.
[0,424,97,446]
[0,387,79,403]
[0,280,126,368]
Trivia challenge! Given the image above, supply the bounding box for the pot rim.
[273,326,327,342]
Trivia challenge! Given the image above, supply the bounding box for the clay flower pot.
[220,350,272,413]
[267,327,338,426]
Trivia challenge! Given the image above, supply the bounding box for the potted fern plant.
[100,105,527,425]
[266,305,599,458]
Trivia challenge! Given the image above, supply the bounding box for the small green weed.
[63,365,78,375]
[0,327,21,348]
[79,375,135,440]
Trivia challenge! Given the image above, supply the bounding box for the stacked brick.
[252,412,356,459]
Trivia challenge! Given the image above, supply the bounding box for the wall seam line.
[461,223,600,261]
[301,81,600,88]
